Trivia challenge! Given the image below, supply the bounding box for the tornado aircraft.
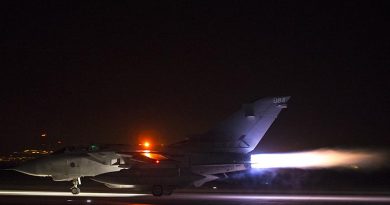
[12,96,290,196]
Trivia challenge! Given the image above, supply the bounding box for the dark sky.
[1,1,389,153]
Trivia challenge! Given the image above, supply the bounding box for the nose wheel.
[70,178,81,195]
[71,187,80,195]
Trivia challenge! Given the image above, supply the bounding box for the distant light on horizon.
[251,149,383,169]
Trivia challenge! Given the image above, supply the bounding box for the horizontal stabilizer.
[193,175,219,187]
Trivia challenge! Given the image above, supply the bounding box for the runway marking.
[0,190,146,197]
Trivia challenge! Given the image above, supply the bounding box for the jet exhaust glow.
[251,149,383,169]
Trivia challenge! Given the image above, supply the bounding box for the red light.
[155,160,160,164]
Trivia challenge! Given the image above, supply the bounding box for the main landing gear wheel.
[163,185,175,196]
[152,185,163,197]
[163,189,173,196]
[70,178,81,195]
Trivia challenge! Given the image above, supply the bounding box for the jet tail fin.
[208,96,290,153]
[170,96,290,154]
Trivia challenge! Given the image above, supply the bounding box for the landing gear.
[70,178,81,195]
[71,187,80,195]
[152,185,175,197]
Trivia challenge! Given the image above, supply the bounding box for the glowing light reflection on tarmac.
[201,195,390,202]
[0,190,146,197]
[179,194,390,203]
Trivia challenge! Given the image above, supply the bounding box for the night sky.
[1,1,389,153]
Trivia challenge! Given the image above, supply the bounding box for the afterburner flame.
[251,149,383,169]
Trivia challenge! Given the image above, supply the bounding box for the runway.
[1,190,390,205]
[1,169,390,204]
[0,190,146,197]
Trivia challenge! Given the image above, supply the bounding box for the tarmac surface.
[1,191,390,205]
[1,168,390,205]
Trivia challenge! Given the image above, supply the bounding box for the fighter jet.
[91,96,291,196]
[12,96,290,196]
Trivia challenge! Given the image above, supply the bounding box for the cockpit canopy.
[51,144,101,155]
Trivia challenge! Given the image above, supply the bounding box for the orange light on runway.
[137,130,159,149]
